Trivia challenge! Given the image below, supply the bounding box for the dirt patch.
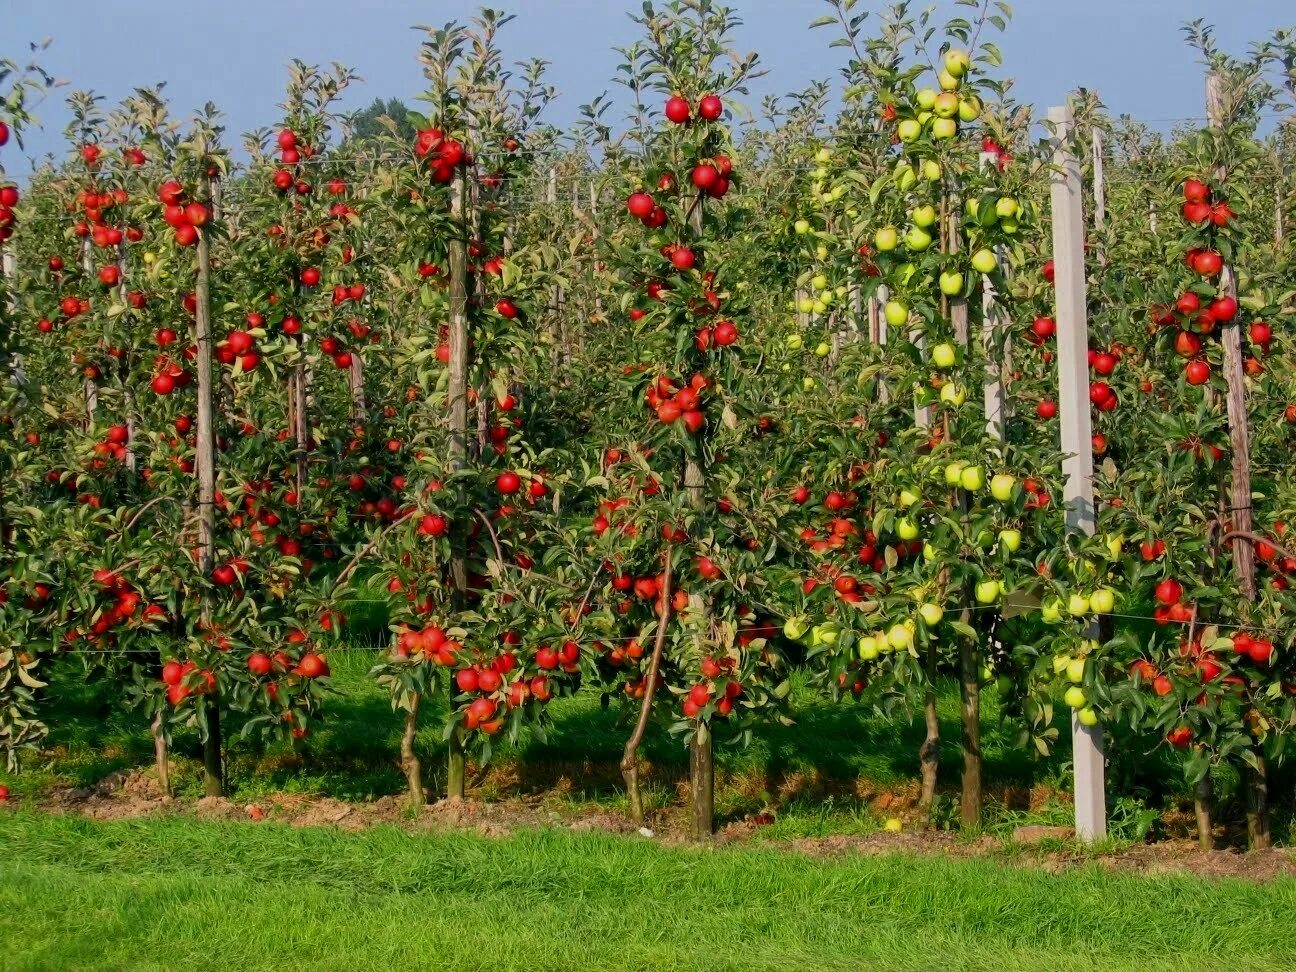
[15,771,1296,883]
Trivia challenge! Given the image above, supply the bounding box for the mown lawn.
[1,812,1294,972]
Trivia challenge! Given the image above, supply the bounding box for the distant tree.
[347,97,415,144]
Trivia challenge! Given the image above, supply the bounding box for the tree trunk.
[400,696,424,809]
[201,696,223,796]
[690,727,714,840]
[151,711,171,798]
[1194,775,1215,850]
[959,614,982,829]
[1245,750,1271,850]
[919,640,940,812]
[446,731,466,802]
[621,556,673,824]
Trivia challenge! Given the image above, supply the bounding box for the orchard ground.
[2,619,1293,848]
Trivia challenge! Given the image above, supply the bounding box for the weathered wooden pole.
[1207,72,1267,849]
[686,189,713,840]
[194,175,222,798]
[443,141,471,803]
[1048,105,1106,843]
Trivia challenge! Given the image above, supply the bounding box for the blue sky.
[4,0,1292,168]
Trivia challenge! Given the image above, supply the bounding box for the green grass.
[1,812,1293,972]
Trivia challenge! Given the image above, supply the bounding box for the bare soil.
[20,766,1295,883]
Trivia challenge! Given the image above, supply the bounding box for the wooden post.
[444,145,471,803]
[546,169,566,369]
[1088,129,1109,238]
[1048,105,1106,843]
[980,151,1008,442]
[80,236,98,420]
[348,354,365,423]
[1207,71,1267,848]
[194,180,222,798]
[686,189,713,840]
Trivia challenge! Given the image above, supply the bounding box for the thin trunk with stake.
[621,556,673,824]
[443,144,472,802]
[194,180,222,797]
[685,189,713,840]
[1207,71,1267,849]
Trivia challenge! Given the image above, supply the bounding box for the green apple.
[1105,534,1124,559]
[916,88,938,110]
[887,622,915,651]
[999,217,1019,234]
[943,461,966,486]
[931,343,957,368]
[989,473,1016,502]
[896,518,920,541]
[939,271,964,296]
[921,160,942,181]
[1066,658,1086,683]
[894,163,917,190]
[918,602,944,627]
[905,226,933,251]
[959,465,985,492]
[1089,588,1116,614]
[970,248,998,274]
[814,341,831,357]
[1077,707,1100,727]
[797,297,814,314]
[933,92,959,118]
[811,273,828,291]
[995,674,1014,696]
[931,117,957,140]
[897,119,922,143]
[958,95,982,123]
[974,579,1001,604]
[1063,686,1087,708]
[785,333,803,350]
[858,635,879,661]
[1052,654,1072,676]
[923,542,937,563]
[875,226,899,251]
[794,219,811,234]
[783,617,809,640]
[815,244,829,260]
[802,376,816,391]
[995,197,1019,220]
[998,528,1021,552]
[884,300,909,327]
[974,529,995,549]
[815,147,832,164]
[911,204,937,228]
[939,383,967,407]
[1067,593,1091,616]
[944,48,970,78]
[938,70,961,92]
[1041,600,1063,624]
[898,488,921,508]
[811,623,840,647]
